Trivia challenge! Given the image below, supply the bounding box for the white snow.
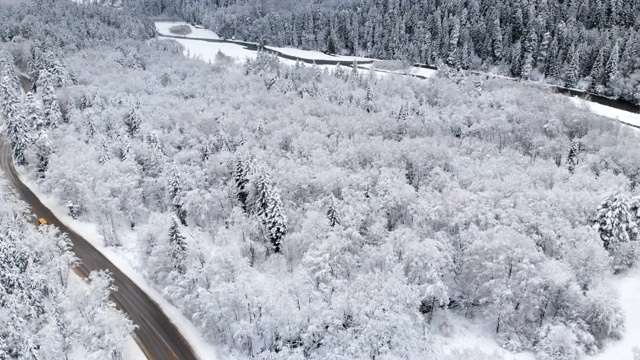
[169,37,259,64]
[587,268,640,360]
[569,97,640,129]
[265,45,371,62]
[409,67,438,78]
[122,336,146,360]
[153,21,437,78]
[16,168,219,360]
[357,62,438,79]
[155,21,220,40]
[437,314,535,360]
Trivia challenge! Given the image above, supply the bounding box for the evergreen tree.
[0,56,20,93]
[605,42,619,87]
[251,171,287,253]
[536,31,550,66]
[510,41,522,77]
[327,195,340,227]
[491,16,503,61]
[594,193,638,248]
[364,82,374,113]
[169,167,187,226]
[233,158,252,212]
[589,48,605,88]
[168,217,187,274]
[446,16,460,68]
[566,48,580,88]
[39,70,62,128]
[123,104,141,137]
[566,140,582,174]
[24,92,43,130]
[0,76,29,166]
[520,52,533,80]
[98,140,110,165]
[34,131,53,178]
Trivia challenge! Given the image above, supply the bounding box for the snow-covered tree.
[593,192,639,270]
[39,70,62,127]
[605,42,619,87]
[566,139,582,173]
[123,102,141,137]
[326,195,340,227]
[23,92,43,130]
[250,170,287,253]
[0,75,29,165]
[168,217,187,274]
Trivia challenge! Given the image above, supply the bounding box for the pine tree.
[24,92,43,130]
[123,104,141,137]
[593,193,638,250]
[364,82,374,113]
[233,158,252,212]
[201,143,211,162]
[327,195,340,227]
[169,167,187,226]
[566,48,580,88]
[0,76,29,166]
[168,217,187,274]
[608,0,623,26]
[35,131,52,178]
[510,41,522,77]
[460,41,472,69]
[266,187,286,253]
[566,140,582,174]
[252,172,272,219]
[39,70,62,128]
[0,56,20,93]
[446,16,460,68]
[520,52,533,80]
[251,171,287,252]
[589,48,605,88]
[491,16,503,61]
[537,32,551,67]
[605,42,619,87]
[98,140,110,165]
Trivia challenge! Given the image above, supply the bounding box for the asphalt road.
[0,135,199,360]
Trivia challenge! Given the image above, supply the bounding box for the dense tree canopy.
[131,0,640,105]
[1,1,639,359]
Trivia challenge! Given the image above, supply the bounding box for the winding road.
[0,135,199,359]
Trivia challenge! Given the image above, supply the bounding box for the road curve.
[0,135,199,360]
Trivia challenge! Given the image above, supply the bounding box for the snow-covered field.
[16,168,219,360]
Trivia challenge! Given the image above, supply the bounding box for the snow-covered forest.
[0,180,133,358]
[130,0,640,105]
[1,1,640,359]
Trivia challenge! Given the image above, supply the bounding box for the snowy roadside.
[64,274,146,360]
[122,336,146,360]
[15,167,219,360]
